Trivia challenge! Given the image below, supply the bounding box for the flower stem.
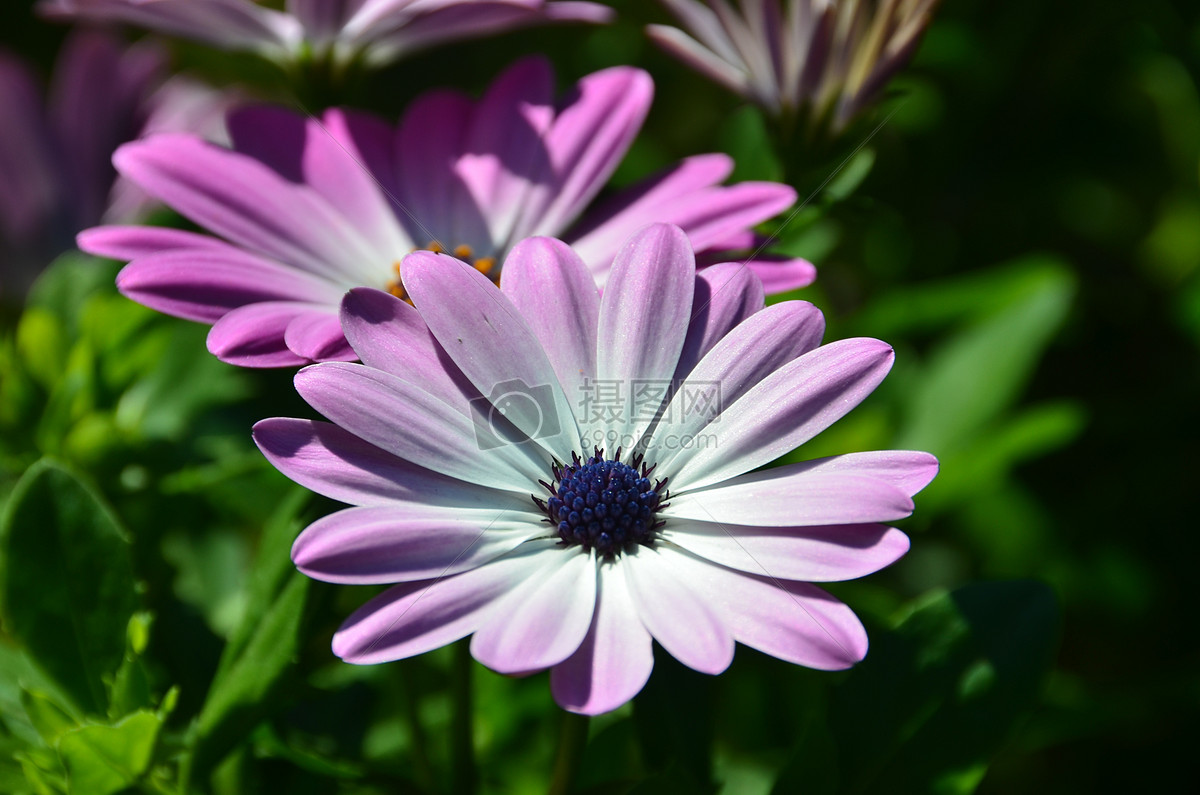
[397,660,437,793]
[547,710,590,795]
[450,640,476,795]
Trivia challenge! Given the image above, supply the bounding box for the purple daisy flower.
[253,223,937,715]
[38,0,613,68]
[0,30,229,302]
[647,0,939,132]
[80,57,814,367]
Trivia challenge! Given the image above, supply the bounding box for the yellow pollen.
[385,261,406,300]
[386,243,500,303]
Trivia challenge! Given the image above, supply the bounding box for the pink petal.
[646,23,751,99]
[116,248,338,323]
[673,261,765,381]
[78,225,232,261]
[114,135,377,282]
[500,236,600,405]
[455,56,554,250]
[332,539,558,664]
[780,451,940,497]
[402,250,582,462]
[40,0,301,54]
[253,417,529,509]
[667,337,895,489]
[206,301,315,367]
[550,562,654,715]
[48,30,162,229]
[471,548,596,674]
[292,504,540,584]
[744,255,817,293]
[661,546,869,669]
[227,105,408,256]
[359,2,614,64]
[294,361,550,492]
[665,471,914,527]
[624,547,734,675]
[595,224,695,444]
[519,66,653,242]
[662,521,910,582]
[653,300,825,468]
[340,287,480,407]
[566,153,733,282]
[284,308,358,361]
[393,88,480,249]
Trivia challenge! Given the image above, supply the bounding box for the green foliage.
[187,489,314,783]
[774,582,1058,794]
[0,460,137,716]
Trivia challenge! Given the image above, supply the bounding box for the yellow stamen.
[453,244,474,260]
[385,261,407,300]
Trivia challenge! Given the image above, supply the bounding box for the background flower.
[0,28,229,302]
[38,0,614,68]
[83,57,812,367]
[647,0,939,134]
[254,223,936,714]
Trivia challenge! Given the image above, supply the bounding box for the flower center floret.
[386,241,498,301]
[532,448,669,559]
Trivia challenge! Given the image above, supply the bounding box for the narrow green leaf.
[897,263,1075,453]
[214,487,310,681]
[189,572,311,780]
[0,460,138,715]
[830,581,1059,794]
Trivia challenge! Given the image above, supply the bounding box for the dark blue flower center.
[532,448,669,559]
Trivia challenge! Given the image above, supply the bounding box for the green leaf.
[14,309,67,391]
[189,573,311,781]
[896,262,1075,454]
[829,581,1058,794]
[214,488,310,680]
[55,710,161,795]
[823,147,876,202]
[719,105,783,183]
[107,614,156,719]
[857,255,1073,337]
[0,460,138,715]
[20,690,77,746]
[25,254,120,336]
[185,489,313,781]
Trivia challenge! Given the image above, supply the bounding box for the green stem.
[450,641,476,795]
[397,660,437,794]
[547,711,590,795]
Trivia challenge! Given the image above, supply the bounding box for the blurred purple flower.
[648,0,939,132]
[39,0,613,68]
[0,30,229,301]
[81,57,813,368]
[252,223,937,715]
